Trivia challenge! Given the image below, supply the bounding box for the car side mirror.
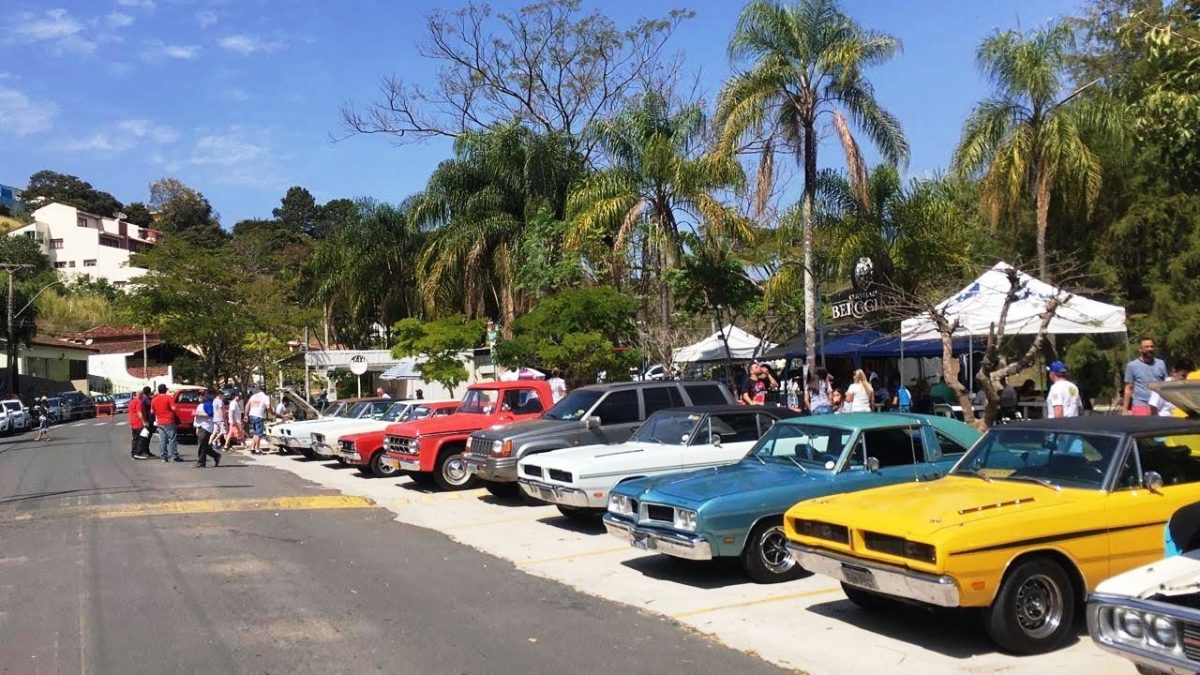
[866,456,881,473]
[709,434,722,447]
[585,416,601,429]
[1144,470,1164,493]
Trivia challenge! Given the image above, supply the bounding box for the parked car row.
[275,377,1200,668]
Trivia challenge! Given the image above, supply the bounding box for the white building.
[10,202,159,289]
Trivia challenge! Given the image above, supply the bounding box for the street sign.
[349,354,369,376]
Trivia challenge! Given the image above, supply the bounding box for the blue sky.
[2,0,1082,226]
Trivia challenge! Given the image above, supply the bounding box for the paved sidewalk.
[252,453,1131,675]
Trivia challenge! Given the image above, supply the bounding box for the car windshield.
[342,402,371,418]
[3,401,20,411]
[408,405,442,421]
[114,393,132,401]
[380,402,411,422]
[320,402,344,416]
[751,423,854,468]
[47,398,61,406]
[176,390,204,404]
[632,411,703,446]
[542,390,603,421]
[952,428,1123,489]
[458,389,499,414]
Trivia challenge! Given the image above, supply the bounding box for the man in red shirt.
[129,386,152,460]
[151,384,182,462]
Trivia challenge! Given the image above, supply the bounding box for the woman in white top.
[844,369,874,413]
[228,393,244,447]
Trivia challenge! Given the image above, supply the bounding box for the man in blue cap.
[1045,361,1082,418]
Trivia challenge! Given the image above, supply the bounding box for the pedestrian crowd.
[128,385,278,467]
[729,334,1192,421]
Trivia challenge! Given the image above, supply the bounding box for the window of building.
[77,217,88,227]
[54,262,67,269]
[69,359,87,380]
[68,261,76,268]
[99,235,121,248]
[50,239,63,249]
[113,281,127,290]
[83,259,96,267]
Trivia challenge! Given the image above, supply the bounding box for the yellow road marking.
[671,587,842,619]
[517,546,632,567]
[391,488,487,506]
[92,495,376,519]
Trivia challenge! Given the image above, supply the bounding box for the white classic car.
[516,405,796,519]
[1088,501,1200,675]
[270,399,389,456]
[309,399,424,459]
[0,399,31,434]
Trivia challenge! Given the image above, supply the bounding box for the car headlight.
[1151,615,1177,648]
[673,508,697,532]
[1117,609,1146,639]
[1108,607,1178,648]
[608,493,634,516]
[490,439,513,457]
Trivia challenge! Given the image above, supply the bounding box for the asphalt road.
[0,418,784,675]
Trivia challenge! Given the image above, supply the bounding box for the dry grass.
[35,289,116,336]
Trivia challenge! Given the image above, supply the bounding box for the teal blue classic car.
[602,413,981,583]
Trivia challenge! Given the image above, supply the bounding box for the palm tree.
[566,91,749,328]
[953,21,1119,281]
[716,0,908,373]
[812,165,977,292]
[413,124,584,330]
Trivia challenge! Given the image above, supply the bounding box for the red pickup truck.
[384,380,554,490]
[338,400,459,478]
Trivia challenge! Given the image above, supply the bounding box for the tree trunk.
[1035,167,1051,282]
[802,120,818,374]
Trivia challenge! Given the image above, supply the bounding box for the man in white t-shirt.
[1045,361,1082,418]
[246,388,271,455]
[211,391,228,449]
[547,368,567,404]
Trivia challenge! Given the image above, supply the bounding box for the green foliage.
[61,275,120,302]
[148,178,227,247]
[122,201,154,227]
[0,234,52,279]
[23,170,122,217]
[492,287,639,383]
[35,289,115,336]
[1064,335,1125,402]
[306,199,425,348]
[391,316,484,396]
[513,207,583,294]
[273,187,321,238]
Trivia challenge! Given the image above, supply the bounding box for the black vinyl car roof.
[1001,415,1200,436]
[660,404,801,418]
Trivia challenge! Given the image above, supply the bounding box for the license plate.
[841,563,877,590]
[385,458,399,470]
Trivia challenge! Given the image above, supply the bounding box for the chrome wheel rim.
[443,455,469,486]
[374,453,397,477]
[758,526,796,575]
[1015,573,1062,639]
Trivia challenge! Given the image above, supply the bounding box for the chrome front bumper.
[517,479,591,508]
[384,455,421,472]
[312,441,337,458]
[462,455,518,482]
[339,449,362,463]
[602,515,713,560]
[789,544,959,607]
[1088,593,1200,675]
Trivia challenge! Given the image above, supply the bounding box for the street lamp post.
[3,276,65,399]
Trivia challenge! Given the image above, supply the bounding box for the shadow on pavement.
[618,555,757,590]
[395,481,438,494]
[537,514,606,535]
[804,599,1086,659]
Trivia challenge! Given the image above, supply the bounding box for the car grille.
[792,519,850,545]
[1182,622,1200,662]
[643,504,674,524]
[340,440,355,454]
[861,531,936,564]
[547,469,572,483]
[469,437,491,457]
[522,464,543,479]
[386,435,417,454]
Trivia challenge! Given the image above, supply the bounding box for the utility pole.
[0,264,33,399]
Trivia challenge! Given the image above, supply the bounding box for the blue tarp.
[775,329,980,360]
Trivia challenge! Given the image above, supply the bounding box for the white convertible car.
[309,399,426,459]
[516,405,797,519]
[271,398,389,457]
[1088,501,1200,675]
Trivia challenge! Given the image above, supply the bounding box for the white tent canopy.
[672,325,775,364]
[901,262,1127,342]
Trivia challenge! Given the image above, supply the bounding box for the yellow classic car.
[784,381,1200,654]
